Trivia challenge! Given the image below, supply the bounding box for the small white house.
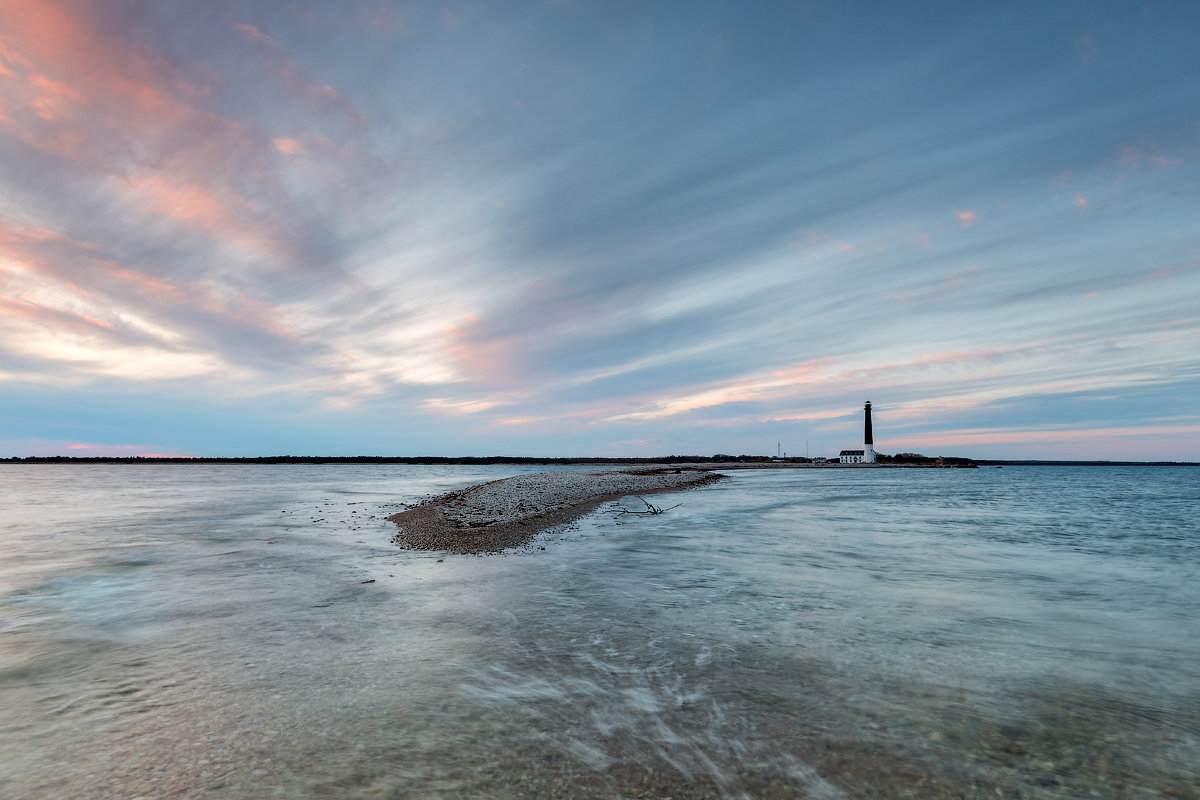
[839,449,865,464]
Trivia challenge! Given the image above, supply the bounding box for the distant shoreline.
[1,456,1195,467]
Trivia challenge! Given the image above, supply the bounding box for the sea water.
[0,464,1196,799]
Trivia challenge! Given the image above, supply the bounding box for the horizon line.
[2,455,1196,467]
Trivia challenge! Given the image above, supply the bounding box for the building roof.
[840,449,864,455]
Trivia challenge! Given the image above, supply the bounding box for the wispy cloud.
[2,0,1198,458]
[884,423,1200,452]
[233,22,278,48]
[422,397,506,415]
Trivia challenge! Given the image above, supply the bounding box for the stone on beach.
[388,467,723,553]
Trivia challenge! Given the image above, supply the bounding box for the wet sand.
[388,467,725,553]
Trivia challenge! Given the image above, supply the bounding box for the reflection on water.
[1,465,1197,798]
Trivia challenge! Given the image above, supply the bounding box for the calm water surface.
[0,465,1196,799]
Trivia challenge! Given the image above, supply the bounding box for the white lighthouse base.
[864,444,876,463]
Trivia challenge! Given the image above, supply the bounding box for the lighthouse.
[863,401,876,463]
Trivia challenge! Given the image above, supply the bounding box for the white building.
[839,449,865,464]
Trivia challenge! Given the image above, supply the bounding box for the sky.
[1,0,1198,460]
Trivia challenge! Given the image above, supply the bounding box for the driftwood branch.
[612,496,681,516]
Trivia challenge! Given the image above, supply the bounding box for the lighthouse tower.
[863,401,876,463]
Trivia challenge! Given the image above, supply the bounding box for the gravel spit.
[388,467,724,553]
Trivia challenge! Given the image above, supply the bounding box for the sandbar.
[388,467,724,553]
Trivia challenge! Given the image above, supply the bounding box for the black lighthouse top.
[864,401,873,445]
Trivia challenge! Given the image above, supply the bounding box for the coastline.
[388,467,725,553]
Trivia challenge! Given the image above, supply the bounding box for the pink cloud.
[495,415,539,426]
[197,288,297,342]
[440,315,528,387]
[126,171,240,231]
[0,296,112,333]
[0,0,360,268]
[1074,192,1089,209]
[608,357,836,422]
[99,261,186,300]
[0,217,103,297]
[767,358,836,383]
[1,215,297,346]
[0,5,265,223]
[233,22,278,47]
[955,209,979,227]
[121,169,301,265]
[1120,144,1180,168]
[64,442,195,457]
[273,137,306,155]
[0,218,78,247]
[28,73,82,121]
[785,229,855,253]
[0,2,203,148]
[1143,260,1196,285]
[421,397,505,415]
[607,341,1052,425]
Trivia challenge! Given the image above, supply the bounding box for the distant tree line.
[874,452,977,466]
[2,454,778,465]
[709,454,774,463]
[0,452,986,465]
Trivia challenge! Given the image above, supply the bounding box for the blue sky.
[1,0,1198,459]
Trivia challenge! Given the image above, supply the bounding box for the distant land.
[1,455,1195,467]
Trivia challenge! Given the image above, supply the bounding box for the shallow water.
[1,464,1196,798]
